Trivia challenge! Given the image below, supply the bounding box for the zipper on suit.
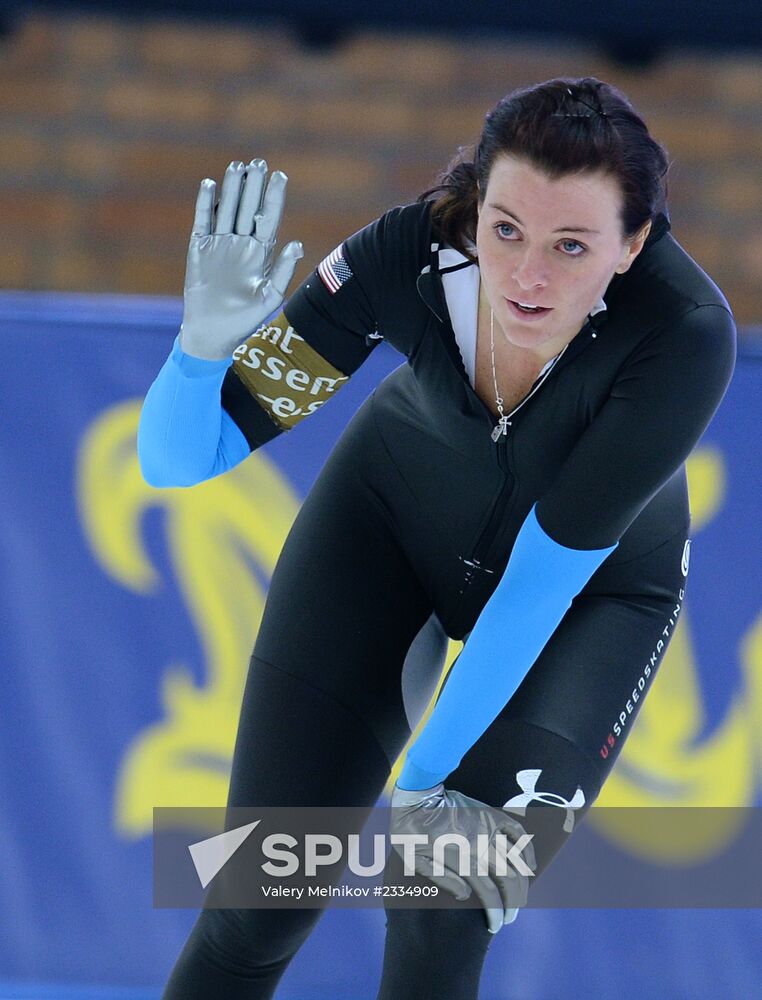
[468,471,515,569]
[462,335,574,580]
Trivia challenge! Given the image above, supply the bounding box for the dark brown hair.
[418,76,671,262]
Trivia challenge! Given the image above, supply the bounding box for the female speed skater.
[138,76,736,999]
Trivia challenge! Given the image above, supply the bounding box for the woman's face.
[475,153,651,358]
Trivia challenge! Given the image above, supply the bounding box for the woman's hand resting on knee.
[389,782,537,935]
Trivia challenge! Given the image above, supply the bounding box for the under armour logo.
[502,769,586,833]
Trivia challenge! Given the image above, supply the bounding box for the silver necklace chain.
[489,307,512,442]
[486,295,579,442]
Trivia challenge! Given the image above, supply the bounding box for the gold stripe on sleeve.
[231,312,350,430]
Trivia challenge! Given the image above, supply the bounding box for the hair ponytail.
[418,153,480,261]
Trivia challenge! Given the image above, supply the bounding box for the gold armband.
[231,312,350,431]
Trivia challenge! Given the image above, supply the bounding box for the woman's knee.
[377,905,493,1000]
[384,901,493,950]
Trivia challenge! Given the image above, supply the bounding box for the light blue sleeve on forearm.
[396,503,618,791]
[137,333,251,488]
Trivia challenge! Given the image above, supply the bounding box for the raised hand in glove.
[390,782,537,935]
[179,158,304,361]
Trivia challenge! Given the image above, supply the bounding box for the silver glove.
[390,782,536,935]
[179,158,304,361]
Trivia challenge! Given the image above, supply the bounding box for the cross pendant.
[491,417,510,442]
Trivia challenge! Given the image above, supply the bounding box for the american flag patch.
[317,243,353,294]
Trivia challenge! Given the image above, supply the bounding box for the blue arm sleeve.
[396,503,617,791]
[137,333,252,488]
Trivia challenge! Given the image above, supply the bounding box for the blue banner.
[1,291,760,999]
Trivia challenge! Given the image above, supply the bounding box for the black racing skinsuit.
[160,200,736,998]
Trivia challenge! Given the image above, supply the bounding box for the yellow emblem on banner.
[592,446,762,861]
[77,400,301,839]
